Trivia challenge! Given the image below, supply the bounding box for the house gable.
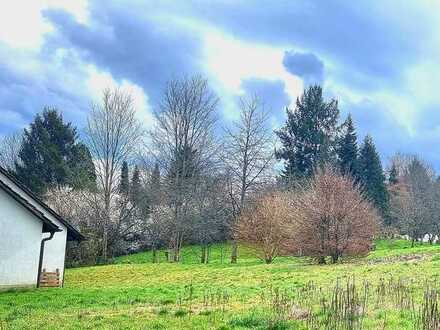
[0,167,84,241]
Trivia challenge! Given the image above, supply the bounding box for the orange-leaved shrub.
[235,166,379,264]
[234,192,294,264]
[291,167,379,263]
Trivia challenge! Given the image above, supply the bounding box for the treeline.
[0,76,421,265]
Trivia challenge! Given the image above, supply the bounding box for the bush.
[290,166,379,263]
[234,192,294,264]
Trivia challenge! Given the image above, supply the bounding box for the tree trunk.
[318,256,326,264]
[102,186,113,263]
[231,240,238,264]
[102,228,108,262]
[152,247,157,263]
[265,257,272,264]
[165,250,171,262]
[201,245,206,264]
[173,247,180,262]
[173,235,182,262]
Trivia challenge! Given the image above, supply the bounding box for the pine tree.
[336,114,358,177]
[130,165,141,204]
[15,108,96,195]
[388,163,399,185]
[358,135,389,217]
[150,162,161,206]
[69,143,96,190]
[275,85,339,179]
[119,161,129,195]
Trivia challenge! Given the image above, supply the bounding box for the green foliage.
[167,145,199,187]
[68,143,96,190]
[336,114,358,177]
[173,309,188,317]
[119,161,129,195]
[358,135,389,218]
[149,162,161,206]
[275,85,339,179]
[130,165,142,205]
[15,108,95,195]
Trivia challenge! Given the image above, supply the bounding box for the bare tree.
[150,76,219,262]
[222,95,274,263]
[0,131,22,171]
[85,88,143,260]
[137,162,165,263]
[44,187,104,265]
[390,156,437,246]
[291,166,379,264]
[191,174,230,263]
[235,191,293,264]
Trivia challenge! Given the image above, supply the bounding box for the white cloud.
[0,0,89,49]
[85,65,154,128]
[201,29,302,118]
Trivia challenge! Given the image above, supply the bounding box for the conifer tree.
[358,135,389,217]
[15,108,95,195]
[389,163,399,185]
[69,143,96,190]
[130,165,141,204]
[275,85,339,179]
[150,162,161,206]
[337,114,358,177]
[119,161,129,195]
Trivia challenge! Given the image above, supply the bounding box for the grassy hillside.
[2,240,440,329]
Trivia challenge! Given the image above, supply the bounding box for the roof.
[0,179,60,233]
[0,166,85,241]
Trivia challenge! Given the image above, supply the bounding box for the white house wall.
[0,188,42,288]
[0,172,69,286]
[42,220,67,283]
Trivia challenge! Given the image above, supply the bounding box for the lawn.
[2,239,440,329]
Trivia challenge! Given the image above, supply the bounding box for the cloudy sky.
[1,1,440,168]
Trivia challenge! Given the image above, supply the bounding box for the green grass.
[2,239,440,329]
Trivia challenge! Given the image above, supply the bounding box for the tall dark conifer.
[130,165,141,204]
[275,85,339,179]
[69,143,96,190]
[358,135,389,217]
[337,114,358,177]
[119,161,129,196]
[388,163,399,185]
[15,108,95,195]
[150,162,161,206]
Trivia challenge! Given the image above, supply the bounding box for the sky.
[1,0,440,169]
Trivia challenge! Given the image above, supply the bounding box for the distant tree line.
[0,77,420,265]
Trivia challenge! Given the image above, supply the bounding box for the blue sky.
[1,1,440,168]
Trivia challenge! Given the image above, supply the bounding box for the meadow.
[2,240,440,329]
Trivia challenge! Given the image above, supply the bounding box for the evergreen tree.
[336,114,358,177]
[388,163,399,185]
[167,145,199,184]
[275,85,339,179]
[15,108,96,195]
[150,162,161,206]
[68,143,96,190]
[130,165,141,203]
[358,135,389,217]
[119,161,129,195]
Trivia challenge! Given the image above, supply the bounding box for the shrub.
[234,192,294,264]
[290,166,379,263]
